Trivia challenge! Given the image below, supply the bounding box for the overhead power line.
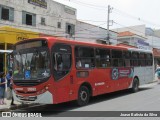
[67,0,160,28]
[66,0,107,11]
[5,0,160,29]
[113,8,160,28]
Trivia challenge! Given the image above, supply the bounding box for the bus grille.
[14,81,41,87]
[16,91,36,94]
[16,95,37,101]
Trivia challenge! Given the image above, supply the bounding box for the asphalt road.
[2,82,160,119]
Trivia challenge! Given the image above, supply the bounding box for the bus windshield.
[13,48,50,80]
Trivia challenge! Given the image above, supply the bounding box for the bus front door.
[52,43,72,104]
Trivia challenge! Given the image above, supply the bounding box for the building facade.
[75,21,117,44]
[0,0,77,37]
[145,28,160,67]
[0,0,77,72]
[117,31,150,50]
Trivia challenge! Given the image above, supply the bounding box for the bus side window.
[111,50,123,67]
[131,52,139,67]
[52,43,72,81]
[112,59,118,67]
[54,53,63,71]
[96,48,111,68]
[123,51,131,67]
[125,59,130,67]
[119,59,124,67]
[76,59,82,68]
[75,46,95,69]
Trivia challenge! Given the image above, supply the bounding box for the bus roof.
[46,37,130,50]
[15,37,129,50]
[14,37,153,53]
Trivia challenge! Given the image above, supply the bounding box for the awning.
[0,26,39,44]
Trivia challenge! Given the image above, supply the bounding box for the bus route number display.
[16,41,43,50]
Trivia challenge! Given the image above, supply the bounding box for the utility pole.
[107,5,112,44]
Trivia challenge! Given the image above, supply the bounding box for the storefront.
[153,48,160,70]
[0,26,39,73]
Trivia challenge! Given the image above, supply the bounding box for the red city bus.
[12,37,153,106]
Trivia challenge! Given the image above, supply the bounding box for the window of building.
[68,25,71,33]
[75,46,95,69]
[41,17,45,25]
[66,23,75,36]
[64,6,76,15]
[0,5,14,21]
[2,8,9,20]
[22,11,36,26]
[57,22,61,28]
[26,14,32,25]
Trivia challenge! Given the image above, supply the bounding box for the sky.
[53,0,160,30]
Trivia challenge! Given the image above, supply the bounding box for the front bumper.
[13,91,53,104]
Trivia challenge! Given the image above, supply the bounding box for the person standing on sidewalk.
[0,72,6,105]
[6,70,15,105]
[155,68,160,83]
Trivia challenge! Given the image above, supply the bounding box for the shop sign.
[16,33,29,41]
[28,0,47,9]
[136,39,151,50]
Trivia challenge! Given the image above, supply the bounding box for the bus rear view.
[12,39,52,104]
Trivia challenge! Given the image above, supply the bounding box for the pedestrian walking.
[0,72,6,105]
[6,70,15,105]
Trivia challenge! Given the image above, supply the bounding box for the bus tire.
[131,78,139,93]
[77,86,90,106]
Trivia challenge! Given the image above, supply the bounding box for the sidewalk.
[0,98,39,112]
[0,98,21,112]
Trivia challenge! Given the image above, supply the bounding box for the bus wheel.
[77,86,90,106]
[131,78,139,93]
